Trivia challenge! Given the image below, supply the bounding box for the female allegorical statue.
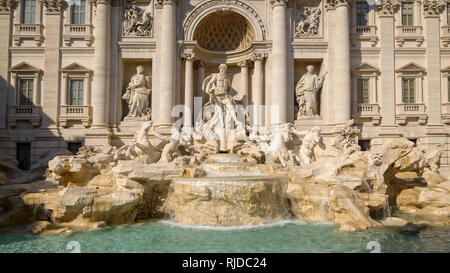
[122,65,151,120]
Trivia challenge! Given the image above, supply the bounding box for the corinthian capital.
[377,0,399,16]
[0,0,16,15]
[325,0,351,10]
[251,52,268,62]
[43,0,65,14]
[181,52,195,61]
[92,0,111,6]
[422,0,445,17]
[155,0,177,9]
[270,0,288,8]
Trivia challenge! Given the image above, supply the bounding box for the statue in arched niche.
[295,65,327,119]
[122,65,152,120]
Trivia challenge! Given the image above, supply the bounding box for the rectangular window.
[16,143,31,170]
[72,0,86,24]
[18,79,34,105]
[402,78,416,104]
[358,139,371,151]
[402,2,414,26]
[70,79,84,106]
[356,2,369,26]
[357,78,370,104]
[22,0,36,24]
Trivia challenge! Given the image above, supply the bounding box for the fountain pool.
[0,220,449,253]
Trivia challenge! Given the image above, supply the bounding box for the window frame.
[356,78,370,104]
[71,0,86,25]
[402,77,416,104]
[69,79,84,106]
[22,0,36,24]
[18,78,34,106]
[401,2,414,26]
[355,1,370,26]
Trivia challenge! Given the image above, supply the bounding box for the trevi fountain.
[0,63,449,253]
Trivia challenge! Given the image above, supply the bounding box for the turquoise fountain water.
[1,220,449,253]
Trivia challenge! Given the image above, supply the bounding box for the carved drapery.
[422,0,445,16]
[193,11,255,52]
[377,0,399,16]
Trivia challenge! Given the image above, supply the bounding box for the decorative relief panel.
[295,0,323,39]
[122,1,154,37]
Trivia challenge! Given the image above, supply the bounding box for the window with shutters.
[402,2,414,26]
[402,78,416,103]
[357,78,370,103]
[356,2,369,26]
[22,0,36,24]
[18,79,34,105]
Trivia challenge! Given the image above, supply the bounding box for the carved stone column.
[39,0,64,133]
[157,0,177,129]
[182,52,195,132]
[424,0,445,126]
[378,0,398,129]
[270,0,289,125]
[331,0,351,124]
[0,0,15,131]
[237,60,251,106]
[252,53,266,133]
[91,0,111,129]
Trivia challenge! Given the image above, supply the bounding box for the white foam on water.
[158,219,309,231]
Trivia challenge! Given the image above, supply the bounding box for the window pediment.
[396,62,426,74]
[62,62,92,74]
[10,62,41,73]
[352,62,379,75]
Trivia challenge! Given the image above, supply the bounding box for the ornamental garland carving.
[295,1,322,38]
[0,0,15,14]
[43,0,64,14]
[422,0,445,16]
[122,1,154,37]
[376,0,399,15]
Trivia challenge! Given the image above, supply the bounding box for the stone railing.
[351,25,378,47]
[13,24,44,46]
[441,26,450,47]
[63,24,94,46]
[352,103,379,115]
[396,103,427,125]
[352,25,377,36]
[395,26,424,47]
[8,105,41,127]
[352,103,381,125]
[59,105,92,127]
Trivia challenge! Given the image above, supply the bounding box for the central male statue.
[201,64,245,152]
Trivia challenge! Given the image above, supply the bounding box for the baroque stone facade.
[1,0,450,176]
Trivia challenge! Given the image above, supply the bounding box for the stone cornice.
[0,0,16,15]
[155,0,177,9]
[270,0,288,8]
[377,0,400,16]
[43,0,65,14]
[422,0,445,17]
